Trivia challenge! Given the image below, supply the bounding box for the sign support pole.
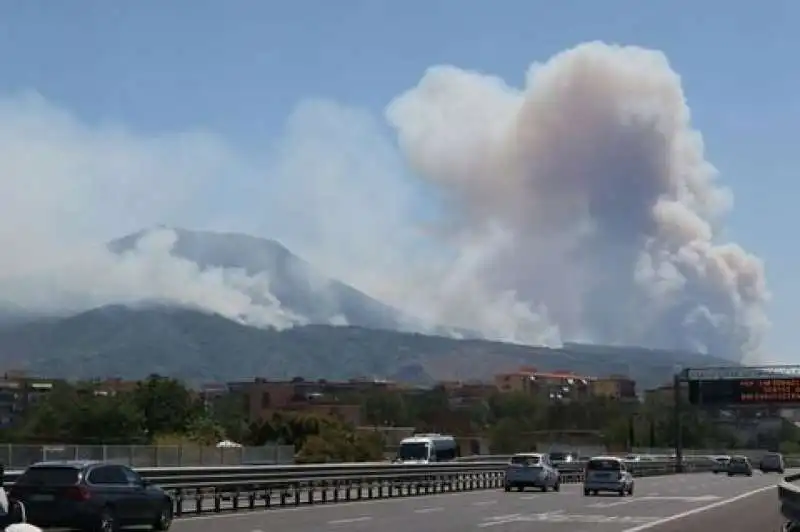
[673,370,684,473]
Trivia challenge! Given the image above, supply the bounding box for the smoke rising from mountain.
[384,42,769,359]
[0,42,768,360]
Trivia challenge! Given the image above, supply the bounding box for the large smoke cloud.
[0,42,768,361]
[385,42,769,359]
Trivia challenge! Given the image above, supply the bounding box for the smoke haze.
[0,42,769,361]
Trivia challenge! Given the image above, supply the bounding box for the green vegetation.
[1,374,384,464]
[360,385,800,452]
[4,375,798,460]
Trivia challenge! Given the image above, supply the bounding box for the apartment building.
[230,377,390,426]
[439,380,497,409]
[198,382,229,412]
[494,367,592,402]
[90,378,139,397]
[0,372,58,426]
[590,375,637,400]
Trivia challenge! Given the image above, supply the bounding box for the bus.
[395,434,459,464]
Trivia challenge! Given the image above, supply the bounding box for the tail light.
[65,485,91,501]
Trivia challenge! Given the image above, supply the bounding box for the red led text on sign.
[738,378,800,402]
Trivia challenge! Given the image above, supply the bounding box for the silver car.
[712,456,731,474]
[583,456,634,496]
[504,453,561,492]
[727,455,753,476]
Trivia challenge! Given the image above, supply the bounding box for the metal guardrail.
[5,459,715,518]
[779,472,800,531]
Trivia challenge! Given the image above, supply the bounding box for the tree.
[13,383,146,444]
[133,374,201,438]
[209,393,249,442]
[362,391,407,426]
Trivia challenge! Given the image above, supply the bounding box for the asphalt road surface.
[172,471,790,532]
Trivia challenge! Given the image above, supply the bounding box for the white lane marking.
[489,514,522,520]
[589,499,638,508]
[414,507,443,514]
[620,485,775,532]
[480,510,658,526]
[328,516,372,524]
[590,495,720,508]
[480,510,562,527]
[472,500,498,506]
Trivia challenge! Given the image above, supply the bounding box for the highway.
[172,472,787,532]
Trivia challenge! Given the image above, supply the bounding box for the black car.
[8,460,173,531]
[759,452,786,473]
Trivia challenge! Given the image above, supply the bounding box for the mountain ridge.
[0,227,737,389]
[0,305,733,389]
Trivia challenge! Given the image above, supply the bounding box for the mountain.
[108,227,424,332]
[0,306,734,389]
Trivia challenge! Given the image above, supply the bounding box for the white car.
[711,456,731,474]
[504,453,561,492]
[583,456,634,497]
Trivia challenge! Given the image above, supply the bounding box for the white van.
[395,434,459,464]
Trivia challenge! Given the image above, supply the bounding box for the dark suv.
[8,460,173,531]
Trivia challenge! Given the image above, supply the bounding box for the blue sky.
[0,1,796,363]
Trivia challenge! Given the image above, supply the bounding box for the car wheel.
[584,489,590,496]
[618,488,626,497]
[629,484,635,496]
[553,481,560,492]
[504,485,511,492]
[153,502,173,531]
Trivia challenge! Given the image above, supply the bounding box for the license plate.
[29,494,54,502]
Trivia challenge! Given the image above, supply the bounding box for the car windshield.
[398,442,429,460]
[510,455,540,466]
[16,466,80,486]
[587,459,622,471]
[731,457,747,463]
[715,457,729,463]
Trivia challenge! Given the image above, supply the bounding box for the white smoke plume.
[0,41,769,360]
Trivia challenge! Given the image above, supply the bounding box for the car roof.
[29,460,103,469]
[512,452,544,458]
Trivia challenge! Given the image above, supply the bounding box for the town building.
[228,376,400,426]
[590,375,637,400]
[494,367,592,402]
[0,372,59,426]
